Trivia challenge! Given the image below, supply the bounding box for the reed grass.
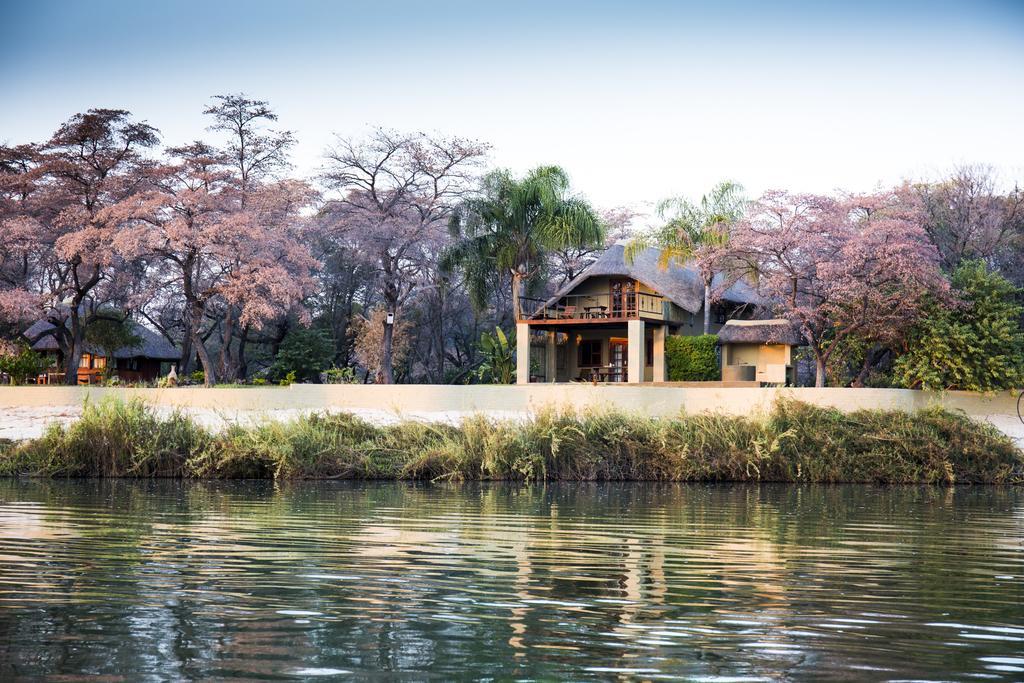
[1,397,1020,484]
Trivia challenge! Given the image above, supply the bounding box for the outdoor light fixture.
[385,311,395,325]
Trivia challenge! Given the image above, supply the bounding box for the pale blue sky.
[2,0,1022,212]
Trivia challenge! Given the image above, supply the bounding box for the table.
[584,305,608,318]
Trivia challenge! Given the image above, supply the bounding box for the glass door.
[609,279,637,318]
[609,338,628,382]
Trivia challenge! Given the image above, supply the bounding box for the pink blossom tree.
[729,188,947,386]
[105,144,318,386]
[1,111,159,382]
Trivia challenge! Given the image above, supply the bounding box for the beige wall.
[723,343,791,383]
[0,385,1020,440]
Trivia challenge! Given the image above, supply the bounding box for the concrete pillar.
[566,332,578,381]
[627,319,645,383]
[545,331,557,382]
[652,325,666,382]
[516,323,530,384]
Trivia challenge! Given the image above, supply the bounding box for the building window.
[578,339,602,367]
[645,337,653,366]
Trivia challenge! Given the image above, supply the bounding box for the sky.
[2,0,1023,216]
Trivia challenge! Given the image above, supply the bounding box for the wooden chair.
[560,305,576,319]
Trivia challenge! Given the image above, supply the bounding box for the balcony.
[518,292,665,323]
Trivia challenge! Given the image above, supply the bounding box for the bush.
[269,327,335,383]
[0,342,50,385]
[665,334,720,381]
[323,367,358,384]
[893,260,1024,391]
[476,327,516,384]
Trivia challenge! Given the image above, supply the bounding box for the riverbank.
[1,385,1021,446]
[1,398,1020,484]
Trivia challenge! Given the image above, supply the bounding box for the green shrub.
[269,328,334,383]
[0,343,50,385]
[476,327,516,384]
[894,260,1024,391]
[665,334,720,381]
[323,367,358,384]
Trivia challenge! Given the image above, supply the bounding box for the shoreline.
[2,398,1021,485]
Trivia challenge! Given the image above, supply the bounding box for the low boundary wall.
[0,384,1019,424]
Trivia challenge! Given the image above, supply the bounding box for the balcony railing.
[519,292,665,322]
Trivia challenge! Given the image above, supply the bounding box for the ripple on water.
[0,480,1022,680]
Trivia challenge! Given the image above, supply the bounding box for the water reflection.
[0,481,1022,680]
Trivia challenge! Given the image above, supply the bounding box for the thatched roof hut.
[542,244,761,315]
[716,319,804,346]
[24,319,180,360]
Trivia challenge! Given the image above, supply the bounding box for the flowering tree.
[730,189,946,386]
[105,144,318,385]
[2,110,160,383]
[321,129,488,383]
[0,144,46,326]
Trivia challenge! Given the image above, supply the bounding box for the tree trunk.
[217,309,235,381]
[194,330,216,387]
[236,325,250,380]
[511,271,523,321]
[381,314,395,384]
[703,281,712,335]
[814,353,826,388]
[189,301,215,386]
[64,309,85,386]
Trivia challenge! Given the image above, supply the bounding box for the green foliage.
[278,371,297,387]
[476,327,516,384]
[893,260,1024,391]
[0,343,50,384]
[252,378,268,386]
[269,327,334,383]
[3,399,1018,484]
[444,165,605,311]
[665,334,720,381]
[189,370,206,384]
[323,367,358,384]
[627,180,745,268]
[85,314,142,368]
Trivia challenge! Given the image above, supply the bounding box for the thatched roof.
[717,319,804,345]
[24,319,181,360]
[547,244,761,315]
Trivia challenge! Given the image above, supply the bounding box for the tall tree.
[105,144,318,386]
[321,129,487,383]
[36,110,158,383]
[626,181,745,334]
[0,144,46,327]
[445,165,604,319]
[729,189,947,387]
[917,165,1023,275]
[203,94,297,378]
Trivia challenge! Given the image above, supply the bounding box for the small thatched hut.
[717,319,803,385]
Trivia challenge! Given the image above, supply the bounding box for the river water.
[0,481,1022,680]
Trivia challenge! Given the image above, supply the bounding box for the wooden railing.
[519,292,665,322]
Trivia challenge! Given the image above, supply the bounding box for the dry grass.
[1,397,1021,484]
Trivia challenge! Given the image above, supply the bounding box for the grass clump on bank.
[1,398,1021,484]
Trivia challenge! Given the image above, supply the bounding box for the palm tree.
[444,165,604,319]
[626,181,746,334]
